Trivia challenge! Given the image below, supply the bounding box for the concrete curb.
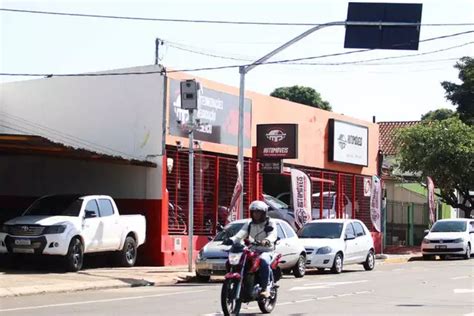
[0,273,193,298]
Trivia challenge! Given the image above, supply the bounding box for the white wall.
[0,155,163,199]
[0,65,164,162]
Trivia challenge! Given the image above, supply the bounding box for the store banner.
[427,176,436,225]
[169,79,252,148]
[256,124,298,159]
[227,162,243,224]
[291,168,312,230]
[370,175,382,232]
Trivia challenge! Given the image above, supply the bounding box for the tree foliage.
[421,108,457,122]
[441,57,474,125]
[270,86,332,111]
[395,117,474,218]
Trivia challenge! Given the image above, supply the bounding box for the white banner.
[227,162,242,224]
[427,176,436,225]
[291,168,312,230]
[370,175,382,232]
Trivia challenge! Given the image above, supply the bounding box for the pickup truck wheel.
[65,237,83,272]
[117,236,137,267]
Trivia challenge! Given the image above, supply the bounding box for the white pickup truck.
[0,195,146,272]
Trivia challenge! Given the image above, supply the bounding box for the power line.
[164,30,474,64]
[2,7,474,27]
[1,41,472,77]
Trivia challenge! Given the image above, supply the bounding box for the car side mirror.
[85,210,97,219]
[275,237,281,244]
[216,224,224,232]
[345,234,356,241]
[264,226,274,233]
[207,236,213,241]
[424,229,430,235]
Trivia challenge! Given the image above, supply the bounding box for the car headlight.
[197,249,205,261]
[453,238,464,243]
[43,225,67,234]
[422,238,430,244]
[228,252,243,265]
[316,246,333,254]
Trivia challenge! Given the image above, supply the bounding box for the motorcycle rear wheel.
[221,279,242,316]
[258,286,278,314]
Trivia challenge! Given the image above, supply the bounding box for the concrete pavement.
[1,258,472,315]
[0,254,419,298]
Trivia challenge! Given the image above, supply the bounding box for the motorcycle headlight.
[453,238,464,243]
[316,246,333,254]
[43,225,67,234]
[228,252,243,265]
[422,238,430,244]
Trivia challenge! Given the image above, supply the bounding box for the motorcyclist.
[223,200,277,298]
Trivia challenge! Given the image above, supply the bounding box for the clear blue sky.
[1,0,473,122]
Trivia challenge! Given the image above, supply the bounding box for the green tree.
[395,117,474,218]
[270,86,332,111]
[421,108,457,122]
[441,57,474,125]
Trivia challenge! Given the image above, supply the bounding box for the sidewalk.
[0,265,194,298]
[377,245,422,264]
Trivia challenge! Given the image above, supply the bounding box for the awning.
[0,134,156,168]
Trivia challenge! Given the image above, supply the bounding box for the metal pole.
[236,22,343,219]
[238,66,246,219]
[155,38,161,65]
[188,109,194,272]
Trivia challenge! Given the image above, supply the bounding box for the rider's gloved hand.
[260,239,271,247]
[222,238,234,246]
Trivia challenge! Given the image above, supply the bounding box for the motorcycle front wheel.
[258,286,278,314]
[221,279,242,316]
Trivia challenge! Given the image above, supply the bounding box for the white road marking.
[317,295,337,300]
[0,290,207,313]
[454,289,474,294]
[451,275,472,280]
[290,280,368,291]
[463,313,474,316]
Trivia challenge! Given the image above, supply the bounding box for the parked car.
[0,194,146,271]
[195,218,307,282]
[299,219,375,274]
[276,191,353,219]
[421,218,474,260]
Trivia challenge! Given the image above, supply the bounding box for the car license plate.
[435,245,447,249]
[14,239,31,246]
[13,248,34,254]
[211,264,225,270]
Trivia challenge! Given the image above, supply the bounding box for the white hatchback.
[422,219,474,260]
[299,219,375,274]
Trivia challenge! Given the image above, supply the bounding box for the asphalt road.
[0,258,473,316]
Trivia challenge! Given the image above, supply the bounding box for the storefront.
[0,64,380,266]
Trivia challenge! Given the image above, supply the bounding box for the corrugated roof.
[0,134,156,167]
[379,121,419,155]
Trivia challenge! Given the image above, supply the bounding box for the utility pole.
[155,38,162,65]
[180,79,200,272]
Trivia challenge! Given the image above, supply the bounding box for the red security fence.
[166,146,254,236]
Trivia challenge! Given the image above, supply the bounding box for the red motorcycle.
[221,239,282,316]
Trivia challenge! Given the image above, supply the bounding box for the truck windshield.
[298,222,343,239]
[431,221,466,233]
[23,196,83,217]
[214,223,245,241]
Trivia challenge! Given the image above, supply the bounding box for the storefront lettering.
[262,147,289,154]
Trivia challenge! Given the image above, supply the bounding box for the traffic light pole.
[237,22,342,218]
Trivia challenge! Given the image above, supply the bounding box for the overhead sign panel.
[257,124,298,159]
[344,2,423,50]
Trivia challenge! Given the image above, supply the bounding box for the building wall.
[165,71,379,176]
[0,65,165,162]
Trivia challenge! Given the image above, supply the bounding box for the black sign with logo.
[256,124,298,159]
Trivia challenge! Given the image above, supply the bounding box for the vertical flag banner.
[291,168,312,230]
[227,162,243,224]
[427,176,436,225]
[370,175,382,232]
